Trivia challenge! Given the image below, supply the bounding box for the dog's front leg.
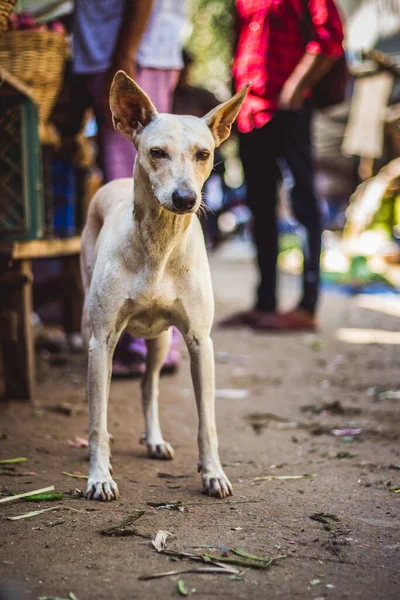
[141,329,174,460]
[186,334,232,498]
[86,332,119,501]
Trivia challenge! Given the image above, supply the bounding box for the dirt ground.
[1,248,400,600]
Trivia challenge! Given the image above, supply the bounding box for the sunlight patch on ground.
[356,295,400,318]
[336,328,400,345]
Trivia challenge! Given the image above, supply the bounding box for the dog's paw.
[200,465,233,499]
[86,474,119,501]
[147,440,175,460]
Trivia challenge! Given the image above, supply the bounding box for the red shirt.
[233,0,345,132]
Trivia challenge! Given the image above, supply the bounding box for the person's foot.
[112,355,146,378]
[280,307,317,331]
[251,307,317,332]
[112,329,182,378]
[250,311,287,330]
[112,332,146,377]
[217,309,263,328]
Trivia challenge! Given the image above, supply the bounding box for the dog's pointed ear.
[203,84,250,147]
[109,70,158,141]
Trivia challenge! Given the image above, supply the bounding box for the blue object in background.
[83,114,97,137]
[321,280,400,296]
[52,160,76,237]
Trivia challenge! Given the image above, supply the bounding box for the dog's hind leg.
[141,329,174,460]
[186,333,232,498]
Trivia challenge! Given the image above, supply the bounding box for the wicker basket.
[0,0,15,33]
[0,30,67,123]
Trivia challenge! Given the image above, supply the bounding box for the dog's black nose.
[172,188,197,212]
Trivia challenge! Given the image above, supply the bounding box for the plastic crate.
[0,97,44,240]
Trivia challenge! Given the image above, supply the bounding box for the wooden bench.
[0,236,82,401]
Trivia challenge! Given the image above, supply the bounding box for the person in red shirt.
[220,0,344,330]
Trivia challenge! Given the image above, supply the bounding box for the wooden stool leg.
[62,254,83,335]
[1,260,35,400]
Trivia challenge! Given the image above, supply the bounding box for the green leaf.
[24,492,63,502]
[177,580,188,596]
[0,457,27,464]
[231,548,269,562]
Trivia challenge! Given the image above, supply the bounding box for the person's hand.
[278,79,305,111]
[101,54,136,127]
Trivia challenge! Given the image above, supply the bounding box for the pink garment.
[88,66,180,182]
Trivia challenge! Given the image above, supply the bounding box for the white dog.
[80,71,248,501]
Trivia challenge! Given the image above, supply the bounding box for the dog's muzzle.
[171,188,197,213]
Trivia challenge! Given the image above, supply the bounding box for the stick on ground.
[0,486,55,504]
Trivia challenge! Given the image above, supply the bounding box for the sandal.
[252,308,317,332]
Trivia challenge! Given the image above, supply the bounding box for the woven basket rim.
[0,0,15,10]
[0,29,66,37]
[0,25,67,123]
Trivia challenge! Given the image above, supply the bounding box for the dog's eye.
[196,149,210,161]
[150,148,168,159]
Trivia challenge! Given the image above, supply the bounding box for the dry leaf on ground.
[152,530,173,552]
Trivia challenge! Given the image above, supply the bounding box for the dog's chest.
[123,272,179,338]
